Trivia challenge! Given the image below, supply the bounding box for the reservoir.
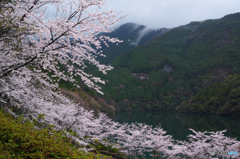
[115,110,240,141]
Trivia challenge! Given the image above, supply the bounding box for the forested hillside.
[98,13,240,113]
[97,23,169,64]
[177,74,240,115]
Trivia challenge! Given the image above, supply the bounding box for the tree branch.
[0,55,37,78]
[20,0,40,22]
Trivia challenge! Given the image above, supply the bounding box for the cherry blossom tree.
[0,0,122,95]
[169,129,240,159]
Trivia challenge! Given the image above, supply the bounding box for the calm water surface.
[115,111,240,140]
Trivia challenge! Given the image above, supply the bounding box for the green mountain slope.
[177,74,240,115]
[98,23,169,64]
[100,13,240,112]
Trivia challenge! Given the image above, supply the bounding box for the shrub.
[0,109,96,159]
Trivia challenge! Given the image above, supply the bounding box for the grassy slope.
[0,108,126,158]
[0,109,95,159]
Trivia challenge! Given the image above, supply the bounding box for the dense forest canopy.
[91,13,240,114]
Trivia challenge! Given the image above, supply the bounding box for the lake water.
[115,111,240,141]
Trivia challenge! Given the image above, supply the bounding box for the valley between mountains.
[71,13,240,116]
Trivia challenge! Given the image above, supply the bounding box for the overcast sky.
[104,0,240,29]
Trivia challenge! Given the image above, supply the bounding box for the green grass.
[0,109,103,159]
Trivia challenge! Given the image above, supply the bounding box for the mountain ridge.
[98,12,240,114]
[97,22,169,64]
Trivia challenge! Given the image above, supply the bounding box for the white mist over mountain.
[129,25,152,46]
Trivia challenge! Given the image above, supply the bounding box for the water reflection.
[115,111,240,140]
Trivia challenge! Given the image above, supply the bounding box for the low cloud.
[130,27,152,46]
